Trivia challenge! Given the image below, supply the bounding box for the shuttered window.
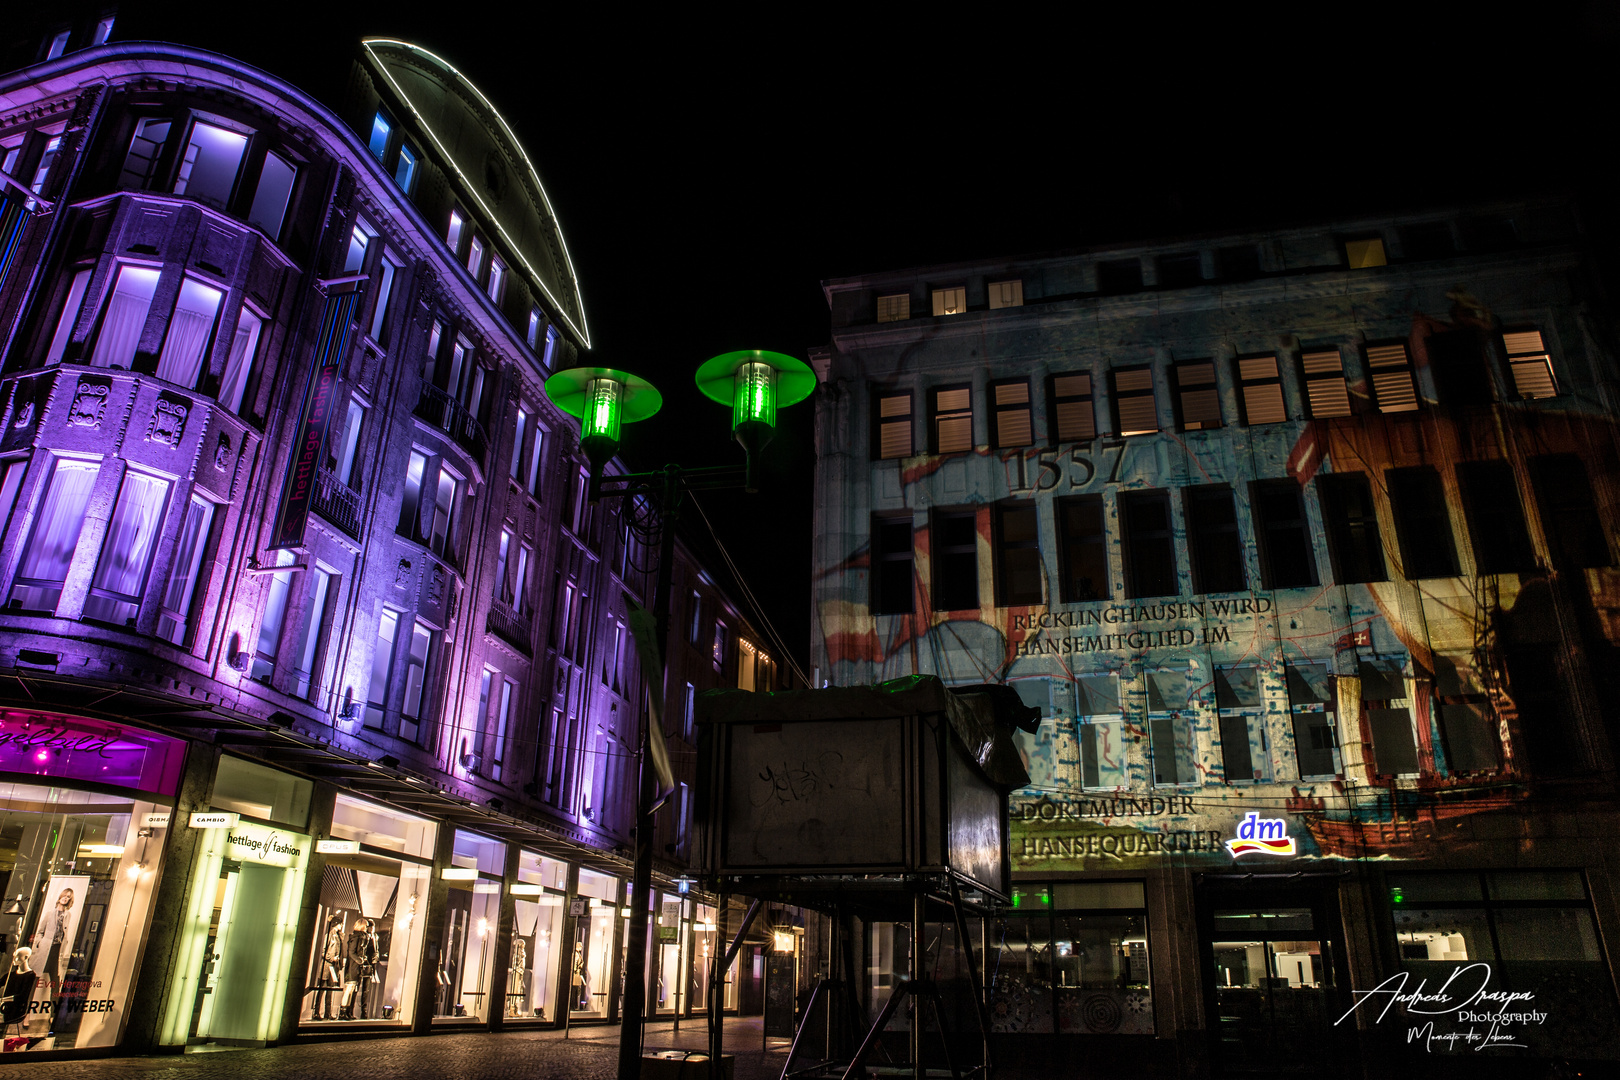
[1049,373,1095,442]
[1237,354,1287,425]
[931,286,967,316]
[991,379,1033,448]
[931,386,974,454]
[1300,348,1352,418]
[988,280,1024,308]
[1112,367,1158,436]
[1173,361,1221,430]
[872,390,913,460]
[1367,342,1420,413]
[1502,329,1558,399]
[876,293,910,323]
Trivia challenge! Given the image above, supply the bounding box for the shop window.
[929,385,973,455]
[1146,669,1195,785]
[1119,490,1175,599]
[400,619,433,743]
[1286,662,1337,778]
[991,378,1033,448]
[212,755,312,825]
[1529,454,1611,569]
[1502,328,1558,399]
[395,142,418,193]
[1216,666,1267,782]
[1344,236,1387,268]
[1361,658,1419,777]
[1236,354,1286,425]
[1299,347,1352,418]
[173,119,249,207]
[84,468,170,626]
[44,267,92,365]
[1251,479,1317,589]
[363,609,399,729]
[988,279,1023,308]
[1366,342,1419,413]
[249,550,297,682]
[510,851,565,1020]
[1172,361,1221,430]
[931,286,966,316]
[1210,905,1328,1066]
[932,509,979,611]
[247,150,296,240]
[1158,251,1203,287]
[1111,367,1158,436]
[89,264,160,369]
[871,514,914,615]
[10,457,100,612]
[435,831,506,1023]
[1456,460,1534,574]
[1048,372,1095,442]
[157,495,216,646]
[119,117,171,189]
[1056,494,1108,602]
[994,502,1042,606]
[987,913,1054,1032]
[290,568,334,701]
[1096,258,1142,294]
[571,869,619,1018]
[1387,466,1458,579]
[1433,652,1500,774]
[872,389,913,459]
[1318,472,1387,583]
[1185,485,1245,594]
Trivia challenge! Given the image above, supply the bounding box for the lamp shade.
[694,351,814,491]
[544,366,662,473]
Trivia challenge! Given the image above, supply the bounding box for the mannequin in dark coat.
[340,919,380,1020]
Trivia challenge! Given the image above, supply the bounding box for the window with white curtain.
[218,307,262,413]
[250,549,296,681]
[44,268,92,365]
[84,469,170,626]
[156,277,223,387]
[10,458,100,611]
[291,568,333,701]
[172,120,249,207]
[247,150,296,240]
[90,265,161,369]
[158,495,215,645]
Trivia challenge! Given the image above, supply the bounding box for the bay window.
[84,469,170,626]
[9,457,99,611]
[89,265,160,369]
[156,277,224,387]
[218,307,263,414]
[157,496,215,645]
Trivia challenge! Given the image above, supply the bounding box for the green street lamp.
[542,366,662,492]
[694,349,816,492]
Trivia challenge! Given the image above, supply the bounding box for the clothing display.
[340,927,380,1020]
[311,923,345,1021]
[0,967,37,1028]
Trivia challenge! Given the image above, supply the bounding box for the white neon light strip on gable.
[361,38,591,349]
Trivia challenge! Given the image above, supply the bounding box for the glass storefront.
[653,893,689,1016]
[508,851,565,1021]
[569,868,618,1019]
[434,830,505,1023]
[300,793,435,1028]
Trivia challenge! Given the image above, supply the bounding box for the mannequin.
[0,948,36,1031]
[340,918,379,1020]
[506,938,527,1017]
[571,939,587,1011]
[313,916,345,1021]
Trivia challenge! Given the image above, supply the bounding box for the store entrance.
[187,859,290,1046]
[1197,878,1350,1076]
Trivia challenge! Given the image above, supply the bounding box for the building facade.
[811,200,1620,1076]
[0,22,785,1056]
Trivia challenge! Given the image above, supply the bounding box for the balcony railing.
[486,597,532,656]
[311,466,362,538]
[415,380,488,463]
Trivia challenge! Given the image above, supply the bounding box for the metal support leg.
[839,983,909,1080]
[911,890,925,1080]
[948,878,993,1077]
[778,976,827,1080]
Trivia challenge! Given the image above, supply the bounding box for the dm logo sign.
[1226,812,1297,857]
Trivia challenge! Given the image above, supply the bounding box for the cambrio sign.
[1226,812,1296,857]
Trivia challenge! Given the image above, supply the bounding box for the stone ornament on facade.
[214,432,231,471]
[148,396,188,447]
[394,557,413,590]
[66,377,111,428]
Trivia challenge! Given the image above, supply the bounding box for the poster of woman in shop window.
[30,876,90,1011]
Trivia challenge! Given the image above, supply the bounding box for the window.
[512,545,530,614]
[290,568,334,700]
[446,209,465,254]
[487,256,506,303]
[1146,669,1195,785]
[1400,221,1454,259]
[1251,480,1317,588]
[92,17,114,44]
[1172,361,1220,430]
[872,389,913,459]
[398,450,426,537]
[428,465,457,558]
[929,386,973,454]
[394,143,418,193]
[1529,454,1610,569]
[157,277,224,388]
[89,265,160,369]
[0,460,23,540]
[118,118,171,190]
[1433,653,1500,774]
[158,498,219,644]
[1318,472,1386,584]
[1366,342,1419,413]
[45,29,70,60]
[1502,329,1558,399]
[526,308,542,349]
[1285,662,1337,778]
[9,458,99,611]
[1096,259,1142,294]
[1236,354,1286,425]
[994,502,1042,606]
[1056,495,1108,602]
[542,324,558,369]
[1344,236,1387,268]
[1299,348,1352,418]
[496,529,512,602]
[1456,461,1534,574]
[876,293,910,322]
[557,581,578,656]
[1111,367,1157,436]
[401,620,433,742]
[988,280,1023,308]
[44,267,91,365]
[342,221,372,274]
[363,609,399,729]
[1361,659,1418,776]
[1425,330,1492,407]
[931,286,966,316]
[218,307,262,414]
[871,515,914,615]
[990,378,1033,447]
[1216,666,1267,782]
[326,399,363,488]
[1041,372,1094,443]
[247,151,296,239]
[1119,490,1176,598]
[466,234,484,278]
[1185,485,1245,594]
[1157,252,1202,288]
[526,428,544,496]
[683,683,696,741]
[369,253,400,340]
[28,135,61,200]
[491,678,513,781]
[84,469,170,626]
[688,590,702,645]
[932,510,979,611]
[173,120,248,207]
[511,408,529,482]
[367,112,392,160]
[713,622,728,670]
[1080,711,1127,790]
[249,550,296,681]
[1387,466,1458,579]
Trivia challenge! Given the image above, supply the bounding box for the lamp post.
[545,350,814,1080]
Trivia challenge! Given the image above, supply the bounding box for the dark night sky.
[107,4,1620,675]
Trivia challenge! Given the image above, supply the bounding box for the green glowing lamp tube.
[544,366,662,499]
[694,350,816,492]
